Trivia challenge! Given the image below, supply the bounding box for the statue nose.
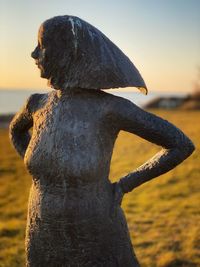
[31,47,39,59]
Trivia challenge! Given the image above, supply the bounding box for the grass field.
[0,110,199,267]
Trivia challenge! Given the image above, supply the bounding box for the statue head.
[31,15,147,94]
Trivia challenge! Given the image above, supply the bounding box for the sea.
[0,89,186,115]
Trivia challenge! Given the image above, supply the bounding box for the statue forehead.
[37,16,84,46]
[38,24,45,45]
[37,17,73,43]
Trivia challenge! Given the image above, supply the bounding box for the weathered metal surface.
[9,15,195,267]
[31,15,147,94]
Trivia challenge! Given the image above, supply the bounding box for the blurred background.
[0,0,200,266]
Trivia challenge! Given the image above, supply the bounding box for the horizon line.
[0,87,192,94]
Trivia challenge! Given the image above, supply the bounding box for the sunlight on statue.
[9,15,195,267]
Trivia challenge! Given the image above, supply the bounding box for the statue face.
[31,25,50,78]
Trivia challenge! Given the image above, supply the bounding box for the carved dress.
[9,89,194,267]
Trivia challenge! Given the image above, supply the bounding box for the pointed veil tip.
[138,87,148,95]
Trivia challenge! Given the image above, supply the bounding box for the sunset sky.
[0,0,199,92]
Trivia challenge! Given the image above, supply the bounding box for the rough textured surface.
[9,89,195,267]
[31,15,147,94]
[9,15,195,267]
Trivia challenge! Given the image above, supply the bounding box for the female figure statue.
[9,16,195,267]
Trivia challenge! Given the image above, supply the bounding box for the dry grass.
[0,110,199,267]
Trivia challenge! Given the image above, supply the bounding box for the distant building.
[144,94,200,110]
[144,96,186,109]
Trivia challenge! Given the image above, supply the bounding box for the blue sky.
[0,0,200,92]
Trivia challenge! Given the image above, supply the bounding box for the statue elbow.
[187,139,195,156]
[181,137,195,160]
[9,122,15,142]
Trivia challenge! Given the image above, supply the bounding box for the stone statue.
[9,15,195,267]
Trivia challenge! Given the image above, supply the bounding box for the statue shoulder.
[26,92,49,114]
[100,91,134,113]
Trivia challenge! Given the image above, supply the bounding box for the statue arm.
[111,97,195,193]
[9,95,35,158]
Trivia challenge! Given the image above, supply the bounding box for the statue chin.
[40,70,48,79]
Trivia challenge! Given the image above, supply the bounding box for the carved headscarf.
[41,15,147,94]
